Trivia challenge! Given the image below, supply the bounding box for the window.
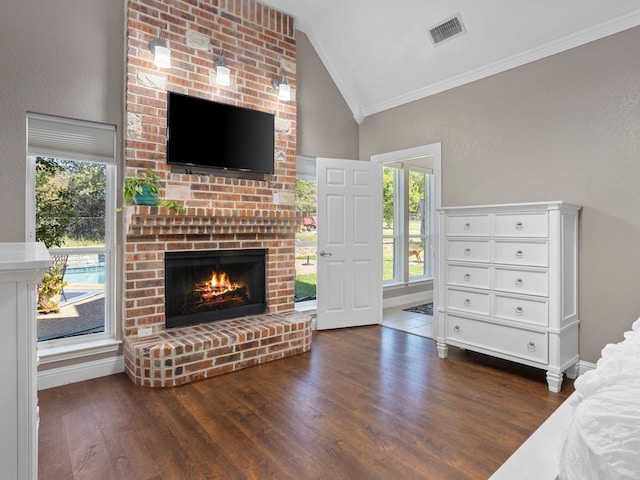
[382,159,434,286]
[295,156,317,310]
[27,114,117,351]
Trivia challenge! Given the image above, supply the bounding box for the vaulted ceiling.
[260,0,640,122]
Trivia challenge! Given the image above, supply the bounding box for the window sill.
[37,338,122,365]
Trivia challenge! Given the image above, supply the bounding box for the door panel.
[326,194,345,244]
[316,158,382,329]
[353,259,372,308]
[326,260,345,311]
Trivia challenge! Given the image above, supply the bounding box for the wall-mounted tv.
[166,91,275,175]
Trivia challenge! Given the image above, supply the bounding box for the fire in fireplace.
[164,249,266,328]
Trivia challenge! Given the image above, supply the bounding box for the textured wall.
[0,0,124,242]
[359,26,640,363]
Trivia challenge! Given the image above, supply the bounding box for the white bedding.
[558,318,640,480]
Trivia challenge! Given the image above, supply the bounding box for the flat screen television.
[166,91,275,174]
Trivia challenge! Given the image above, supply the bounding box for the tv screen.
[167,92,275,174]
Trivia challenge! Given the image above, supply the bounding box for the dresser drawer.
[493,240,548,267]
[493,212,548,237]
[446,314,548,364]
[446,263,490,289]
[447,214,490,236]
[446,239,490,263]
[493,267,548,296]
[446,288,490,315]
[493,293,549,326]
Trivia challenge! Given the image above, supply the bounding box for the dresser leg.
[436,342,448,359]
[565,361,580,379]
[546,371,563,393]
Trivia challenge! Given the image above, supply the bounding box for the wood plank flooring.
[38,325,574,479]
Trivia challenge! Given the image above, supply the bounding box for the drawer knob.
[515,278,524,287]
[464,222,471,230]
[527,341,536,352]
[515,306,524,316]
[515,221,524,231]
[453,325,461,334]
[464,248,471,256]
[515,249,524,259]
[463,298,471,307]
[463,273,471,281]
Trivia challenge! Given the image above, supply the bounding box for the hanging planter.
[117,168,185,212]
[122,168,161,207]
[133,183,159,206]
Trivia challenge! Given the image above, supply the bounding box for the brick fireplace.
[123,0,310,387]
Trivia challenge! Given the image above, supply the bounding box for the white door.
[316,158,382,329]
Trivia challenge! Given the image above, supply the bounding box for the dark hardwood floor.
[38,325,573,479]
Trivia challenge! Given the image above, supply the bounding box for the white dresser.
[435,202,580,392]
[0,243,51,479]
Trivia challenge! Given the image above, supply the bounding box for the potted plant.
[122,168,161,206]
[119,168,185,212]
[37,260,68,313]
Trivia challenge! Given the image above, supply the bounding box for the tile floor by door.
[382,303,433,339]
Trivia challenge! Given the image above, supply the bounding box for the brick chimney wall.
[124,0,297,338]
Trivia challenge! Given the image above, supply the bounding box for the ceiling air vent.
[428,14,466,46]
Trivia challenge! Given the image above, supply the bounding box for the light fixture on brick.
[149,36,171,68]
[214,51,231,86]
[272,71,291,101]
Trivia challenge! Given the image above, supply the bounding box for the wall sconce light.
[272,72,291,101]
[149,37,171,68]
[215,51,231,86]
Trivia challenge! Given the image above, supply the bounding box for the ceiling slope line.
[301,26,367,124]
[359,8,640,119]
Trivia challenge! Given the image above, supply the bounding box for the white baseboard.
[383,291,433,309]
[577,359,596,377]
[38,355,125,390]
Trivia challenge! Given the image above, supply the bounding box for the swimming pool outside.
[64,266,105,285]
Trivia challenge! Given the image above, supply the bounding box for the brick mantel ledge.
[126,207,302,237]
[124,311,312,387]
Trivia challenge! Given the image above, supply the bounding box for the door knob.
[319,250,332,257]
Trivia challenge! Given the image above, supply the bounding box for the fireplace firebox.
[164,249,266,329]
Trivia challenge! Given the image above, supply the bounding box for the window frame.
[373,142,442,293]
[26,113,120,360]
[382,163,433,287]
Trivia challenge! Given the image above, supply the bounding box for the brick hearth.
[124,312,311,387]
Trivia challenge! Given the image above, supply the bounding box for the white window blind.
[296,155,316,180]
[27,113,115,163]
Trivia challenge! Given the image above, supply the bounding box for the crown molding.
[360,9,640,119]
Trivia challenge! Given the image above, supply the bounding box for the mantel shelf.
[126,208,302,238]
